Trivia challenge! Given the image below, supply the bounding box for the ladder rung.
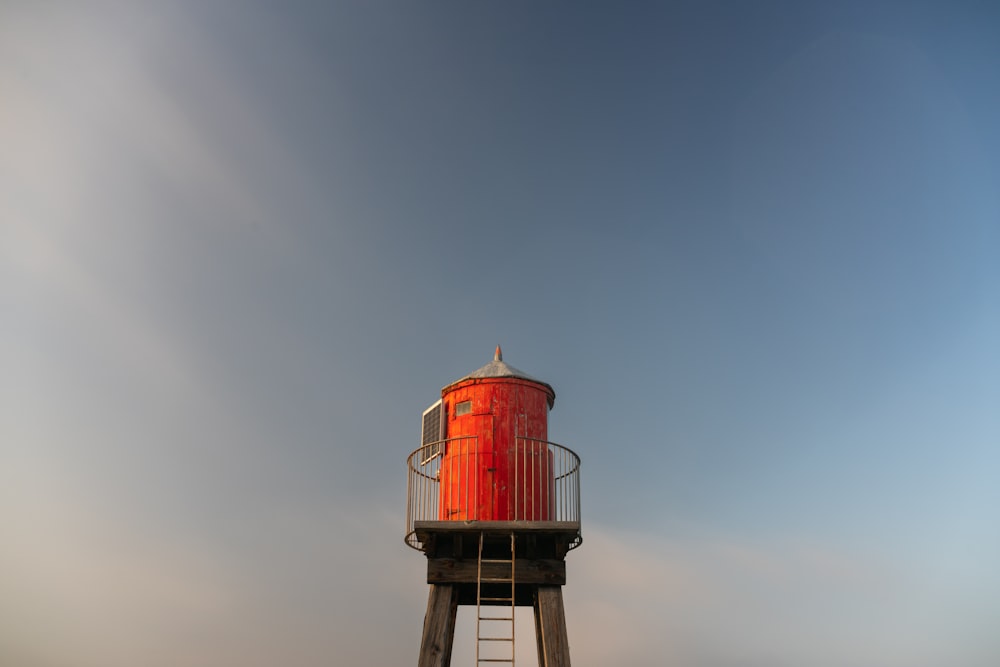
[480,577,513,583]
[478,660,514,663]
[479,597,513,602]
[479,616,514,621]
[478,637,514,642]
[480,558,514,564]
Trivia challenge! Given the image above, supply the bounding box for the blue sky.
[2,2,998,665]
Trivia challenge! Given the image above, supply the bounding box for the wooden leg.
[534,586,571,666]
[533,592,546,667]
[418,584,458,667]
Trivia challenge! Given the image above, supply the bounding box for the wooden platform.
[414,520,579,608]
[413,520,581,559]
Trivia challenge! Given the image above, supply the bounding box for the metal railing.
[405,436,581,550]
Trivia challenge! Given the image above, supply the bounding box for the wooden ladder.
[476,531,516,665]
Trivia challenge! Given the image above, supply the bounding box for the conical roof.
[443,346,555,406]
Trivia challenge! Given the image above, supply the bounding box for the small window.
[455,400,472,416]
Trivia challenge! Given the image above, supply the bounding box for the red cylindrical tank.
[438,347,556,521]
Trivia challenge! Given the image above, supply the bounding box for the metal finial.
[494,345,502,361]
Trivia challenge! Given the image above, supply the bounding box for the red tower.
[438,346,555,521]
[407,348,581,667]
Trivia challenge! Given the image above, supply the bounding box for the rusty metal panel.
[440,373,552,521]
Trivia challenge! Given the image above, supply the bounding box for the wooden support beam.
[418,585,458,667]
[535,586,571,667]
[533,593,546,666]
[427,558,566,585]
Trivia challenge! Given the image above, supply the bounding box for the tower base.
[418,584,570,667]
[413,521,579,667]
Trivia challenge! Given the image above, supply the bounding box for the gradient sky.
[2,2,999,666]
